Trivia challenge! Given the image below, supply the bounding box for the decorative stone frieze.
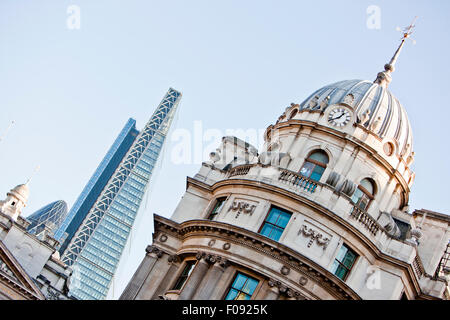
[227,200,257,218]
[299,225,331,250]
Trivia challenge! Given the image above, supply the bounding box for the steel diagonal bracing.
[62,88,181,267]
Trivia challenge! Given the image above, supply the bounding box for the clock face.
[328,107,351,127]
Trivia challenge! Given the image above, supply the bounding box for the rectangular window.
[259,206,292,241]
[172,260,196,290]
[207,197,226,220]
[331,244,357,281]
[225,272,259,300]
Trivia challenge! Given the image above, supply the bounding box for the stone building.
[0,183,73,300]
[120,37,450,300]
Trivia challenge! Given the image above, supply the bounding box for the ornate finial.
[374,17,418,87]
[0,120,15,143]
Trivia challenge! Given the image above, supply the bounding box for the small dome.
[8,183,30,204]
[298,79,413,158]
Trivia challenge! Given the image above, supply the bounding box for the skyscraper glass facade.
[26,200,68,236]
[61,88,182,300]
[55,118,139,252]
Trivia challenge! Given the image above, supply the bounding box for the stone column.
[193,255,229,300]
[178,252,210,300]
[119,245,163,300]
[151,254,181,300]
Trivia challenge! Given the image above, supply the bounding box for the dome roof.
[298,79,413,158]
[26,200,68,235]
[8,183,30,204]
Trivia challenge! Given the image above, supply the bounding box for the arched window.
[351,178,375,210]
[299,150,329,182]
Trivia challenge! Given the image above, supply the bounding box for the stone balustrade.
[349,206,381,236]
[228,164,253,178]
[278,169,319,193]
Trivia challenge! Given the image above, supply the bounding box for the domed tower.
[0,183,29,221]
[121,25,449,300]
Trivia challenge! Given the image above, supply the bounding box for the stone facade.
[121,78,449,300]
[0,184,73,300]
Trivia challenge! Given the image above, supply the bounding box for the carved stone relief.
[299,224,331,250]
[227,199,258,218]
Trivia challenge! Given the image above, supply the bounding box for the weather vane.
[396,16,418,44]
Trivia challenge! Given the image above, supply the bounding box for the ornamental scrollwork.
[227,200,257,218]
[299,225,331,250]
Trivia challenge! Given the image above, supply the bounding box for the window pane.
[225,289,239,300]
[225,273,259,301]
[342,251,356,268]
[334,264,348,280]
[310,167,324,182]
[266,209,280,224]
[235,292,250,300]
[243,278,259,294]
[335,246,348,262]
[300,162,314,177]
[351,189,363,204]
[276,212,291,229]
[309,151,329,165]
[360,179,374,195]
[269,227,283,241]
[232,273,248,290]
[260,224,273,238]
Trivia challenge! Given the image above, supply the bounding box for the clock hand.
[331,112,345,121]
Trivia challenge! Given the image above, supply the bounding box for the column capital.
[196,251,230,269]
[267,278,306,300]
[146,245,164,258]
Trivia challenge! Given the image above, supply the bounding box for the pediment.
[0,240,44,300]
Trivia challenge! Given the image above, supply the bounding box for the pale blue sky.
[1,0,449,298]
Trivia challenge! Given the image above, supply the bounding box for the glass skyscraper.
[59,88,182,300]
[27,200,68,236]
[55,118,139,252]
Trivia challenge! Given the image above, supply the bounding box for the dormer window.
[299,150,329,182]
[351,178,375,210]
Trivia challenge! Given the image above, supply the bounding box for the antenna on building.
[0,120,15,143]
[26,165,41,184]
[374,16,418,87]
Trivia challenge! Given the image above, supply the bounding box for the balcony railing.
[350,206,381,236]
[278,169,318,193]
[228,164,253,178]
